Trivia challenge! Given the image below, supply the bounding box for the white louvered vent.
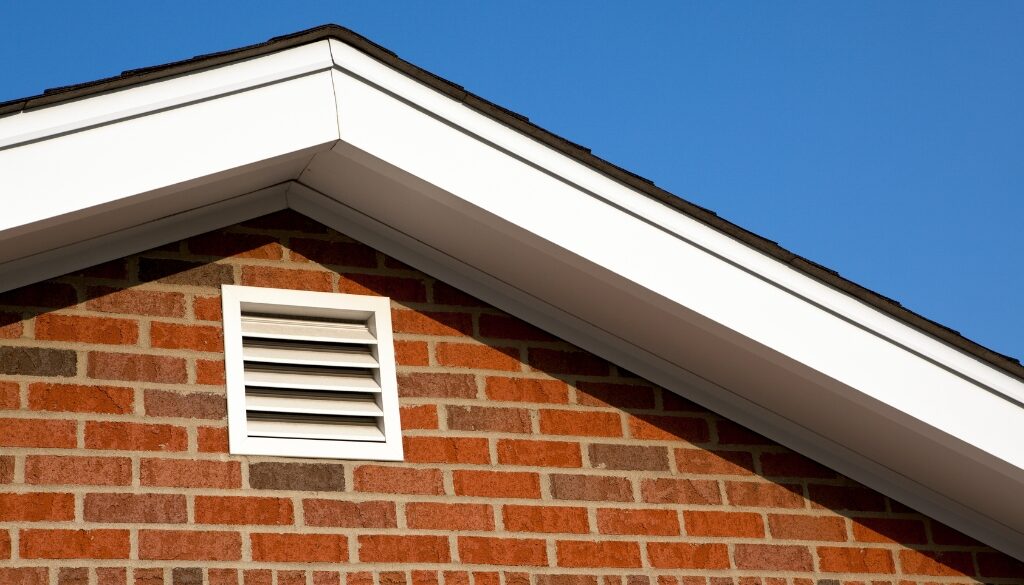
[221,285,403,460]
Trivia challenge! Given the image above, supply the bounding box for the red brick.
[197,426,228,452]
[628,414,709,442]
[411,571,439,585]
[290,238,378,267]
[359,535,450,563]
[354,466,444,495]
[146,390,225,420]
[453,470,540,499]
[897,549,973,577]
[0,529,8,558]
[550,474,633,502]
[808,484,886,512]
[726,481,804,509]
[193,295,222,321]
[433,282,488,307]
[243,570,270,585]
[399,373,478,399]
[850,517,926,544]
[392,309,473,336]
[646,543,730,569]
[685,511,764,538]
[0,281,77,308]
[0,312,23,339]
[0,381,18,409]
[86,421,187,451]
[36,314,138,345]
[21,529,129,559]
[195,496,293,525]
[0,418,76,448]
[760,452,836,479]
[497,439,582,468]
[0,568,48,585]
[88,352,186,383]
[641,478,721,505]
[95,569,128,585]
[339,273,427,303]
[407,503,494,531]
[303,500,397,528]
[715,419,773,445]
[443,573,469,585]
[26,455,131,485]
[460,537,547,566]
[528,348,609,376]
[471,573,499,585]
[141,459,240,488]
[540,410,622,437]
[277,572,306,585]
[590,444,669,471]
[598,509,680,535]
[436,343,521,371]
[395,341,430,366]
[978,552,1024,578]
[532,578,595,585]
[486,377,568,403]
[401,405,439,429]
[0,456,11,483]
[84,493,186,523]
[768,514,847,541]
[28,382,133,414]
[676,449,755,475]
[195,359,225,385]
[503,505,589,534]
[86,288,185,317]
[661,390,703,412]
[818,547,896,574]
[313,573,341,585]
[139,530,241,561]
[403,436,490,464]
[478,314,554,341]
[241,266,332,291]
[556,541,641,568]
[575,382,655,409]
[187,232,283,259]
[733,544,813,571]
[208,569,238,585]
[150,322,223,352]
[448,405,531,433]
[251,533,347,562]
[0,493,75,521]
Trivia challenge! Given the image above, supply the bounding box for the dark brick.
[550,474,633,502]
[589,444,669,471]
[528,348,609,376]
[172,568,203,585]
[0,456,13,483]
[398,373,477,399]
[575,382,655,410]
[138,258,233,287]
[58,568,88,585]
[144,390,225,419]
[0,347,76,376]
[249,462,345,491]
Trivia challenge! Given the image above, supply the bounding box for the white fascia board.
[325,59,1024,473]
[327,38,1023,404]
[0,41,335,150]
[0,71,338,237]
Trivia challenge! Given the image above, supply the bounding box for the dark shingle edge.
[2,24,1020,381]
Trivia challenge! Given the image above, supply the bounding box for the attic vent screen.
[221,285,403,461]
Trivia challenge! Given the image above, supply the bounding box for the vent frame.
[222,284,403,461]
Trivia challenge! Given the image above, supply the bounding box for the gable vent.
[222,286,403,460]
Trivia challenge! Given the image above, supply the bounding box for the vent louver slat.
[240,310,385,443]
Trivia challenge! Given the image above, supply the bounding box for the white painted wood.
[329,38,1023,404]
[240,314,377,344]
[0,71,339,235]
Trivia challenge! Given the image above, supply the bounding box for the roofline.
[1,23,1020,381]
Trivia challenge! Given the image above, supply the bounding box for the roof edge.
[1,23,1019,381]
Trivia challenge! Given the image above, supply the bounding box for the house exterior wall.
[0,210,1019,585]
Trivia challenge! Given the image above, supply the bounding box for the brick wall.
[0,210,1020,585]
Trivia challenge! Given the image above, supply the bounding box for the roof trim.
[0,23,1018,379]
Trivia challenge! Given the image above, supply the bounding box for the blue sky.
[2,2,1021,360]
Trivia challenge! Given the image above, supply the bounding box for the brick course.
[0,210,1016,582]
